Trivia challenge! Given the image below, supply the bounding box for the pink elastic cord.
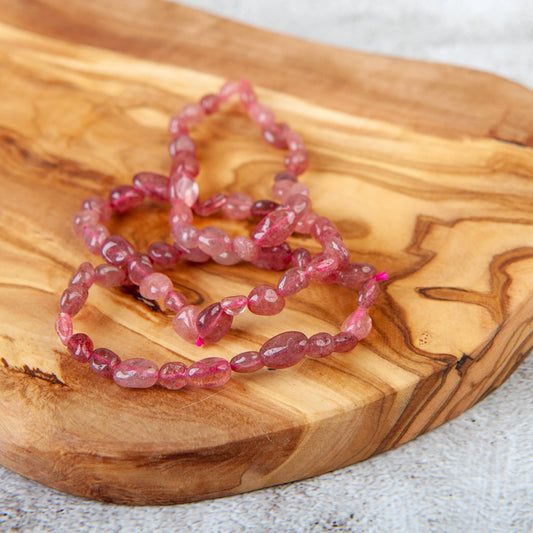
[373,271,389,281]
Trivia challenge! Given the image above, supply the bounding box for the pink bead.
[181,247,211,263]
[338,263,376,290]
[196,302,233,344]
[341,308,373,340]
[232,236,260,262]
[171,222,199,250]
[67,333,93,363]
[132,172,169,202]
[164,290,187,312]
[90,348,121,379]
[60,284,88,317]
[272,179,294,202]
[251,199,280,219]
[109,185,144,214]
[238,78,257,107]
[187,357,231,388]
[159,361,188,390]
[81,196,111,222]
[277,267,309,297]
[221,295,248,316]
[323,236,350,267]
[306,332,334,358]
[294,212,319,234]
[249,102,275,126]
[289,182,310,198]
[148,241,182,269]
[251,243,292,271]
[55,312,72,345]
[292,248,312,268]
[230,351,264,373]
[72,209,99,237]
[333,332,358,352]
[284,193,311,219]
[306,253,340,282]
[248,284,285,315]
[170,152,199,179]
[212,250,241,266]
[262,122,289,149]
[194,193,227,217]
[169,200,193,227]
[94,264,126,288]
[139,272,172,300]
[113,358,159,389]
[284,149,309,175]
[259,331,308,369]
[170,176,199,207]
[200,93,220,114]
[101,235,136,267]
[69,262,95,288]
[222,192,253,220]
[198,226,232,256]
[357,278,380,308]
[274,170,297,182]
[285,130,305,151]
[169,115,188,136]
[83,224,110,254]
[168,134,196,156]
[128,254,155,285]
[177,102,205,127]
[172,305,200,343]
[218,79,240,101]
[251,208,297,247]
[310,216,340,242]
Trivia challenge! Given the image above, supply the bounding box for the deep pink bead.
[249,102,275,126]
[181,247,211,263]
[200,93,220,114]
[69,262,95,288]
[187,357,231,388]
[170,176,199,207]
[101,235,136,268]
[292,247,312,268]
[172,305,200,343]
[109,185,144,214]
[294,212,319,234]
[164,290,187,312]
[333,332,358,352]
[177,102,205,127]
[222,192,253,220]
[232,236,260,262]
[251,208,297,247]
[148,241,182,269]
[196,302,233,344]
[169,200,193,227]
[132,172,170,202]
[159,361,188,390]
[171,222,199,250]
[358,278,380,308]
[72,209,99,237]
[262,122,289,149]
[306,253,340,282]
[285,130,305,151]
[277,267,309,297]
[248,284,285,316]
[221,295,248,316]
[198,226,232,256]
[323,236,350,267]
[284,149,309,175]
[168,134,196,156]
[94,264,126,288]
[139,272,172,300]
[306,332,335,358]
[90,348,121,379]
[338,262,377,290]
[83,224,110,254]
[284,193,311,219]
[230,351,264,373]
[341,308,373,340]
[67,333,93,363]
[212,250,241,266]
[251,243,292,271]
[60,284,88,317]
[218,79,240,101]
[113,358,159,389]
[81,196,111,222]
[170,151,199,179]
[259,331,308,369]
[128,254,155,285]
[194,193,227,217]
[251,199,280,219]
[55,312,73,345]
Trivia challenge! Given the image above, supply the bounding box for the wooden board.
[1,0,532,505]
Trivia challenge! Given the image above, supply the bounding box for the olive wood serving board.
[0,0,532,505]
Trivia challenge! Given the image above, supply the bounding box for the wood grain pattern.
[0,0,532,504]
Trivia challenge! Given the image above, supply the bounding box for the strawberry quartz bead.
[109,185,144,214]
[260,331,308,369]
[69,262,95,288]
[55,312,73,345]
[72,210,99,237]
[60,284,88,317]
[338,262,376,290]
[333,332,358,352]
[212,250,241,266]
[81,196,111,222]
[277,267,309,297]
[194,193,227,217]
[357,278,380,308]
[181,247,211,263]
[187,357,231,388]
[221,295,248,316]
[170,151,199,179]
[168,134,196,157]
[67,333,93,363]
[169,200,193,227]
[169,115,188,136]
[90,348,121,379]
[251,199,280,219]
[170,176,199,207]
[306,253,340,282]
[306,332,335,358]
[248,284,285,315]
[286,130,305,151]
[310,216,340,242]
[83,224,110,255]
[139,272,173,300]
[292,248,312,268]
[251,208,297,247]
[198,226,232,256]
[196,302,233,344]
[218,79,240,101]
[284,193,311,219]
[295,212,319,235]
[252,243,292,271]
[132,172,170,202]
[148,241,182,269]
[222,192,253,220]
[232,236,260,262]
[230,351,264,373]
[164,290,187,312]
[341,308,373,340]
[128,254,155,285]
[177,102,205,127]
[249,102,275,126]
[94,264,126,288]
[113,358,159,389]
[238,78,257,107]
[324,237,350,267]
[199,93,220,115]
[263,122,289,149]
[172,305,200,343]
[101,235,136,268]
[272,179,294,202]
[284,149,309,176]
[159,361,188,390]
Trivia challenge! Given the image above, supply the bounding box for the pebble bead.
[306,332,335,358]
[55,312,73,345]
[159,361,188,390]
[94,264,126,288]
[101,235,136,268]
[109,185,144,214]
[139,272,173,300]
[60,284,88,317]
[83,223,110,255]
[248,284,285,315]
[67,333,94,363]
[172,305,200,344]
[196,302,233,344]
[259,331,308,369]
[90,348,121,379]
[230,351,264,373]
[187,357,231,388]
[132,172,170,202]
[113,358,159,389]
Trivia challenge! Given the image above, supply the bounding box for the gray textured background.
[2,1,532,532]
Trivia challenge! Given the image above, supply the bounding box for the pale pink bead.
[358,278,380,308]
[289,182,310,198]
[284,149,309,175]
[81,196,111,222]
[262,122,289,149]
[128,254,155,285]
[170,176,199,207]
[60,284,88,317]
[251,243,292,271]
[284,193,311,219]
[251,208,297,247]
[94,264,126,288]
[277,267,309,297]
[55,312,73,345]
[294,212,319,235]
[69,262,95,288]
[90,348,121,379]
[260,331,308,369]
[168,134,196,156]
[169,200,193,227]
[172,305,200,343]
[341,308,373,340]
[251,199,280,219]
[310,216,340,243]
[221,295,248,316]
[109,185,144,214]
[164,290,187,312]
[113,358,159,389]
[187,357,231,388]
[218,79,240,101]
[196,302,233,344]
[249,102,275,126]
[194,193,227,217]
[333,332,358,352]
[170,151,199,178]
[181,247,211,263]
[238,78,257,107]
[230,351,264,373]
[306,253,340,282]
[222,192,253,220]
[338,262,376,290]
[139,272,172,300]
[272,179,294,202]
[83,224,110,255]
[291,248,312,268]
[148,241,182,269]
[159,361,188,390]
[101,235,136,267]
[198,226,232,256]
[323,236,350,267]
[248,284,285,315]
[67,333,93,363]
[200,93,220,114]
[232,236,260,262]
[285,130,305,151]
[212,250,241,266]
[132,172,170,202]
[72,209,99,237]
[169,115,188,136]
[306,332,335,358]
[171,222,199,250]
[177,102,205,127]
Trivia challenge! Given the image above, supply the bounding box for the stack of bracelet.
[55,79,388,391]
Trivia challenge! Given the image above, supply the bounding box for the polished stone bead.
[168,134,196,156]
[83,224,110,255]
[310,216,340,242]
[284,149,309,175]
[251,242,292,271]
[338,262,377,290]
[164,290,187,312]
[67,333,93,363]
[172,305,200,343]
[232,236,260,262]
[199,93,220,114]
[272,178,294,202]
[248,102,275,126]
[274,170,297,182]
[196,302,233,344]
[169,115,188,136]
[170,151,199,179]
[277,267,309,296]
[81,196,111,222]
[171,222,199,250]
[132,172,170,202]
[60,284,88,317]
[169,200,193,227]
[212,250,241,266]
[148,241,182,269]
[198,226,232,256]
[341,308,372,340]
[69,262,95,288]
[285,130,305,151]
[55,312,73,345]
[358,278,380,308]
[139,272,173,300]
[113,358,159,389]
[194,193,227,217]
[94,263,126,288]
[181,247,211,263]
[284,193,311,219]
[332,332,359,352]
[262,122,289,149]
[305,253,339,282]
[230,351,264,373]
[72,209,99,237]
[187,357,231,388]
[101,235,136,268]
[90,348,121,379]
[170,176,199,207]
[251,208,297,247]
[251,199,280,219]
[158,361,188,390]
[323,236,350,267]
[127,254,155,285]
[238,78,257,107]
[222,192,253,220]
[177,102,205,127]
[221,295,248,316]
[109,185,144,214]
[291,247,312,268]
[218,79,240,101]
[306,332,335,358]
[294,212,319,234]
[259,331,308,369]
[248,284,285,315]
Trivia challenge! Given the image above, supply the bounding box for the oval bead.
[250,199,280,219]
[341,308,373,340]
[94,263,126,288]
[127,254,155,285]
[332,332,359,353]
[90,348,121,379]
[248,102,275,126]
[113,358,159,389]
[212,250,241,266]
[306,332,335,359]
[139,272,173,300]
[248,285,285,316]
[357,278,380,308]
[172,305,200,344]
[109,185,144,214]
[168,134,196,156]
[284,149,309,175]
[259,331,308,369]
[199,93,220,114]
[72,209,99,237]
[181,247,211,263]
[291,247,312,268]
[230,351,264,373]
[220,295,248,316]
[169,152,199,179]
[83,223,110,255]
[251,208,297,247]
[187,357,231,388]
[164,290,187,312]
[55,312,73,345]
[81,196,111,222]
[262,122,289,149]
[338,262,376,290]
[196,302,233,344]
[277,267,309,297]
[251,243,292,271]
[169,199,193,227]
[132,172,170,202]
[60,284,88,317]
[177,102,205,127]
[159,361,188,390]
[222,192,253,220]
[170,176,199,207]
[198,226,232,256]
[69,262,95,288]
[67,333,93,363]
[101,235,136,268]
[232,236,260,262]
[148,241,182,269]
[306,253,340,282]
[194,193,227,217]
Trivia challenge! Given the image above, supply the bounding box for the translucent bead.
[170,151,199,179]
[218,79,240,101]
[310,216,340,242]
[159,361,188,390]
[306,253,340,282]
[169,200,193,227]
[113,358,159,389]
[67,333,93,363]
[272,179,294,202]
[101,235,136,268]
[249,102,275,126]
[251,199,280,219]
[168,115,188,136]
[291,247,312,268]
[341,308,372,340]
[238,78,257,107]
[171,223,199,251]
[230,351,264,373]
[262,122,289,149]
[109,185,144,214]
[285,130,305,151]
[60,284,88,317]
[288,182,310,198]
[55,312,72,345]
[333,332,358,352]
[170,176,199,207]
[338,262,376,290]
[212,250,241,266]
[250,208,297,247]
[222,192,253,220]
[139,272,173,300]
[306,332,334,358]
[284,149,309,175]
[168,134,196,156]
[248,284,285,315]
[357,278,380,308]
[132,172,169,202]
[187,357,231,388]
[177,102,205,127]
[196,302,233,344]
[232,236,260,262]
[221,295,248,316]
[251,243,292,271]
[200,93,220,114]
[259,331,308,369]
[181,247,211,263]
[81,196,111,222]
[83,224,110,255]
[284,193,311,219]
[294,212,319,234]
[128,254,155,285]
[194,193,227,217]
[277,267,309,297]
[323,236,350,267]
[172,305,200,343]
[274,170,297,182]
[164,290,187,312]
[148,241,182,269]
[69,262,95,288]
[90,348,121,379]
[72,209,99,237]
[198,226,232,256]
[94,264,126,288]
